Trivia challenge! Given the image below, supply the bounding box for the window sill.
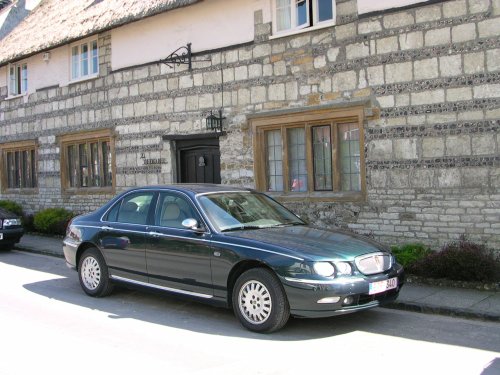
[265,191,365,203]
[2,188,38,195]
[63,186,114,195]
[68,74,99,85]
[5,92,28,101]
[270,20,336,41]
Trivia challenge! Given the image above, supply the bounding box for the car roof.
[128,184,254,195]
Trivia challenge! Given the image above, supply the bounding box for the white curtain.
[276,0,291,31]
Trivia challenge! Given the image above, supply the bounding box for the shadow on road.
[2,250,499,350]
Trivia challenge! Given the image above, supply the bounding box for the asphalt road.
[1,250,499,375]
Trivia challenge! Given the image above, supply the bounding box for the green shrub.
[391,243,432,269]
[0,200,24,216]
[410,236,500,282]
[33,208,75,235]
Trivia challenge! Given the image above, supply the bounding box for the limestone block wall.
[0,0,498,249]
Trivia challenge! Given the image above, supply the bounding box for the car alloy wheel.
[78,247,114,297]
[81,256,101,290]
[232,268,290,333]
[238,280,273,324]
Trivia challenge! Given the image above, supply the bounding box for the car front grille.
[354,252,392,275]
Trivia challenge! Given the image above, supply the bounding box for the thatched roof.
[0,0,200,65]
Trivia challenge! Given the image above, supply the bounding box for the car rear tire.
[78,247,114,297]
[232,268,290,333]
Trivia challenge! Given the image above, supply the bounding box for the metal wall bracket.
[160,43,192,70]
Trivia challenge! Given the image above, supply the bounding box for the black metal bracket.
[160,43,192,70]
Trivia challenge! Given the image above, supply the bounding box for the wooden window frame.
[0,140,38,193]
[251,106,367,203]
[60,129,115,194]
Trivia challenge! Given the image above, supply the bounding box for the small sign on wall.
[141,153,166,165]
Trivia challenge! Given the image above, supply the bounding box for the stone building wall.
[0,0,499,249]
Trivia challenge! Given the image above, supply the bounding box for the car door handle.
[101,225,113,231]
[148,231,161,238]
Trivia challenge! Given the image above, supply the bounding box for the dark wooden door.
[180,146,221,184]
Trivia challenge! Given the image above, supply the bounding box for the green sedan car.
[63,185,404,333]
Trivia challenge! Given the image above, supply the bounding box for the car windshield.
[197,191,305,232]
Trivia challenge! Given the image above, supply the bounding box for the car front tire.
[78,247,114,297]
[232,268,290,333]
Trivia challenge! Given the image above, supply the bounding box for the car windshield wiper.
[221,225,263,232]
[268,222,304,227]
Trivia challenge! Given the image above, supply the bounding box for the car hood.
[223,226,389,261]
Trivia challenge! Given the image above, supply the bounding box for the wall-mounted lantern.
[205,108,225,133]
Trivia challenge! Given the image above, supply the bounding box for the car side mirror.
[182,218,204,233]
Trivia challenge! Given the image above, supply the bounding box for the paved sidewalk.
[13,233,500,322]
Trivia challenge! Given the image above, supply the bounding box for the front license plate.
[369,277,398,295]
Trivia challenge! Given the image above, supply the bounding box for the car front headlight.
[3,218,21,227]
[313,262,335,277]
[334,261,353,276]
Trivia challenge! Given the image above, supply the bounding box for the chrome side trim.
[196,190,251,197]
[109,275,213,299]
[284,277,365,284]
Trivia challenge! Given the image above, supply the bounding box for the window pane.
[16,151,21,188]
[90,142,100,187]
[316,0,333,22]
[276,0,291,31]
[296,0,308,27]
[21,150,28,188]
[68,145,78,187]
[287,127,307,192]
[31,149,37,188]
[102,141,112,187]
[71,46,79,79]
[313,126,332,190]
[21,64,28,93]
[266,130,284,192]
[338,123,361,192]
[9,66,16,94]
[118,193,154,225]
[157,193,197,228]
[91,40,99,74]
[81,43,89,76]
[79,143,89,187]
[7,152,14,188]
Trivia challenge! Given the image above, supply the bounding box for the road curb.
[384,301,500,322]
